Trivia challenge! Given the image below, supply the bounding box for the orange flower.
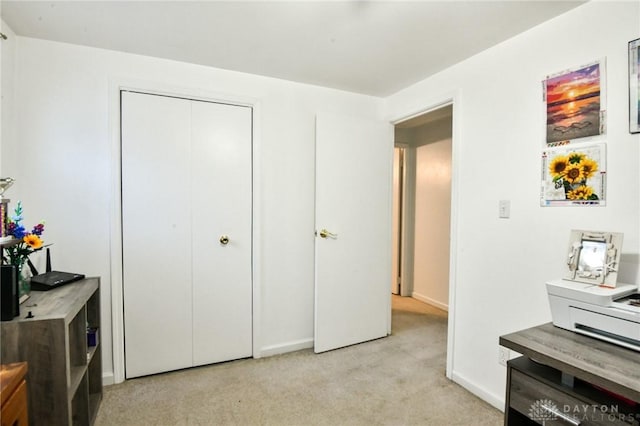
[23,234,43,249]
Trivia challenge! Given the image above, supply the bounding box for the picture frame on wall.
[541,143,606,207]
[543,60,606,146]
[629,38,640,134]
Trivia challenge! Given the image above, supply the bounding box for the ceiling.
[1,1,584,97]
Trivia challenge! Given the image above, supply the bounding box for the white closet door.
[122,92,252,378]
[191,100,252,365]
[122,92,193,378]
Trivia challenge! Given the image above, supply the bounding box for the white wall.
[1,20,16,171]
[412,133,452,311]
[385,1,640,408]
[2,33,381,382]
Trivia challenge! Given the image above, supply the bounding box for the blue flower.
[12,225,26,239]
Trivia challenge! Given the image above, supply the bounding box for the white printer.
[547,230,640,351]
[547,279,640,351]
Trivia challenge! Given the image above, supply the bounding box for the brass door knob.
[319,229,337,239]
[220,235,229,245]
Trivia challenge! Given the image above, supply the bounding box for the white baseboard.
[412,291,449,312]
[451,370,505,412]
[103,340,314,385]
[103,372,115,386]
[259,338,314,358]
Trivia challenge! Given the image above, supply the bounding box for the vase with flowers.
[548,151,600,201]
[2,201,46,300]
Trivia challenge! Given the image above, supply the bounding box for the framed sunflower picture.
[541,143,606,206]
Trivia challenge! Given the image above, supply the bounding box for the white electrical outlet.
[498,347,510,366]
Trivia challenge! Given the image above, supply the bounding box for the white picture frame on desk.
[565,229,623,288]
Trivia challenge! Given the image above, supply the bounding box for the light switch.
[499,200,510,218]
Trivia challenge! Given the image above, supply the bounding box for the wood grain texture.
[0,362,27,406]
[14,279,98,323]
[500,322,640,403]
[1,379,28,426]
[0,278,101,425]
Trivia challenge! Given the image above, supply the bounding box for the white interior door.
[190,100,252,366]
[314,113,393,353]
[122,92,193,377]
[122,91,252,378]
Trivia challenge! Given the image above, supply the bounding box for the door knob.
[219,235,230,245]
[319,229,337,239]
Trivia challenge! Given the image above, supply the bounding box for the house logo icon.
[529,399,559,424]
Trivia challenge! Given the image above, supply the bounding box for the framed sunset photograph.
[629,38,640,134]
[544,60,605,145]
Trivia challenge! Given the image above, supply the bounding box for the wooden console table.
[500,323,639,425]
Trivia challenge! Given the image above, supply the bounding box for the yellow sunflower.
[567,185,594,200]
[579,157,598,179]
[563,163,584,184]
[23,234,43,249]
[548,155,569,178]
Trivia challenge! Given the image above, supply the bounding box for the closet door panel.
[190,101,252,365]
[122,92,193,378]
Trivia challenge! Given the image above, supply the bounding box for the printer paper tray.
[570,306,640,351]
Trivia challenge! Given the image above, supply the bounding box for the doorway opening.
[392,104,453,310]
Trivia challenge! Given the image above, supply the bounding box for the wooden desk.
[0,362,28,426]
[500,323,639,425]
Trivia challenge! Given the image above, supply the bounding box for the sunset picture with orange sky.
[546,62,602,143]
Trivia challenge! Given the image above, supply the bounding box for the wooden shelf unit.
[0,278,102,425]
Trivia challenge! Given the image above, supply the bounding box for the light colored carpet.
[96,296,502,425]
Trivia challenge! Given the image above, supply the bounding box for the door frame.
[392,143,416,298]
[391,146,404,296]
[108,78,262,384]
[393,143,416,298]
[389,90,460,380]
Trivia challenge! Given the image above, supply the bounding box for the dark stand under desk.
[500,323,639,425]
